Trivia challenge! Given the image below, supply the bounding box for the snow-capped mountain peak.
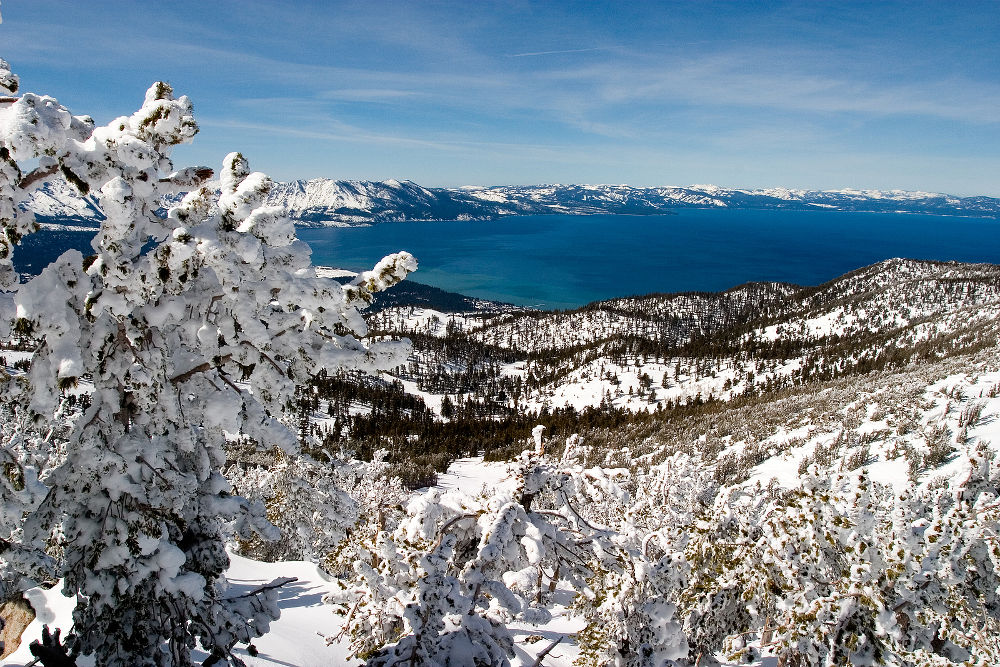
[23,178,1000,227]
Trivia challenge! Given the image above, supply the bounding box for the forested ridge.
[297,258,1000,486]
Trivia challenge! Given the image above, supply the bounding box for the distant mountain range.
[24,178,1000,227]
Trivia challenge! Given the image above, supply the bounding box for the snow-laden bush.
[328,441,692,667]
[0,57,415,666]
[227,449,408,570]
[226,452,359,565]
[0,391,73,602]
[328,425,1000,666]
[680,444,1000,666]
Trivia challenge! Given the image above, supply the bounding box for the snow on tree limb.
[1,57,416,666]
[345,251,418,305]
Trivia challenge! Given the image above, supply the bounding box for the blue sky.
[2,1,999,194]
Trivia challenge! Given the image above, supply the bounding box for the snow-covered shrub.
[883,443,1000,665]
[323,451,409,576]
[325,484,522,665]
[227,449,408,571]
[623,451,718,555]
[680,448,1000,666]
[0,386,74,602]
[329,442,692,667]
[1,58,415,665]
[574,551,689,667]
[226,452,358,564]
[564,452,713,667]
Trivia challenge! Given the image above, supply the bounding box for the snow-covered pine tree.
[1,58,415,665]
[0,55,95,617]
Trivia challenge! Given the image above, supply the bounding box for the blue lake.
[298,209,1000,310]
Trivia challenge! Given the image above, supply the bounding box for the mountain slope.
[298,256,1000,510]
[362,258,1000,422]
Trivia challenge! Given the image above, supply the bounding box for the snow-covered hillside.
[361,258,1000,420]
[11,346,1000,667]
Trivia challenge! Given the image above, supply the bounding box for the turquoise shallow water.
[303,209,1000,309]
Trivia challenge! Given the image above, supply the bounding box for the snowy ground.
[6,555,353,666]
[6,458,584,667]
[433,456,514,494]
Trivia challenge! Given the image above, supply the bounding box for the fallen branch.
[225,577,297,600]
[530,636,563,667]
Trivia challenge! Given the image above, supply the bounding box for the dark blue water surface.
[298,210,1000,310]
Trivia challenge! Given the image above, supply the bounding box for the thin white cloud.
[199,118,457,152]
[15,12,996,131]
[7,3,998,193]
[197,116,637,169]
[319,88,422,102]
[509,47,613,58]
[536,53,1000,126]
